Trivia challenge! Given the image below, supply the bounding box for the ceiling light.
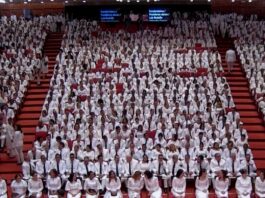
[231,0,235,2]
[41,1,44,3]
[50,0,54,2]
[248,0,252,2]
[208,0,211,2]
[190,0,194,2]
[0,0,6,3]
[136,0,139,2]
[23,1,27,3]
[65,0,68,2]
[82,0,86,2]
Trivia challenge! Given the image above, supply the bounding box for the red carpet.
[0,32,63,185]
[216,37,265,170]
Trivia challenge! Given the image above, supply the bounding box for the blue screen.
[100,9,121,22]
[148,8,170,22]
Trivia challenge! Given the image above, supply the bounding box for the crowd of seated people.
[8,15,262,197]
[0,15,62,158]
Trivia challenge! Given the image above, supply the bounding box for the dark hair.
[68,173,75,182]
[144,170,153,179]
[198,169,206,178]
[50,169,59,177]
[176,169,184,178]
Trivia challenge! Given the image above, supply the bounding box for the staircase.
[0,32,63,185]
[216,37,265,170]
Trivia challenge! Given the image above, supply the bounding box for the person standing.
[13,125,24,164]
[225,49,236,74]
[0,176,7,198]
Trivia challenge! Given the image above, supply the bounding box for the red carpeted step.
[29,84,50,89]
[253,150,265,159]
[235,104,256,110]
[233,98,254,104]
[230,87,249,92]
[231,92,252,98]
[248,133,265,141]
[16,120,39,127]
[17,113,40,120]
[32,79,51,83]
[240,111,259,117]
[28,89,49,94]
[23,100,44,106]
[0,173,17,184]
[240,118,263,124]
[249,142,265,150]
[24,94,47,100]
[20,106,42,113]
[254,160,265,169]
[244,125,265,132]
[21,127,36,134]
[0,163,21,173]
[226,76,246,81]
[0,154,17,163]
[229,81,248,86]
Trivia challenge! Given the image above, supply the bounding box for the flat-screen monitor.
[100,9,121,22]
[148,8,170,22]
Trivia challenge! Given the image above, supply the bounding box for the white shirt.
[0,179,7,195]
[11,179,27,195]
[226,49,236,62]
[235,176,252,196]
[28,178,43,194]
[46,176,61,191]
[65,179,82,195]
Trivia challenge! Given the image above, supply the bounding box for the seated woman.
[195,169,209,198]
[65,173,82,198]
[255,171,265,198]
[104,171,122,198]
[84,171,101,198]
[0,176,7,198]
[127,171,144,198]
[47,169,62,198]
[213,170,229,198]
[28,172,44,198]
[171,169,186,198]
[144,170,162,198]
[235,169,252,198]
[11,174,27,198]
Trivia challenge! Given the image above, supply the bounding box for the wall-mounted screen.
[148,8,170,22]
[100,9,122,22]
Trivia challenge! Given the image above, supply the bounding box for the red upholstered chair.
[91,31,98,37]
[116,83,124,94]
[121,63,129,68]
[114,58,122,65]
[113,68,121,73]
[195,43,202,48]
[145,130,156,140]
[197,68,208,76]
[35,132,47,140]
[78,95,87,102]
[225,107,234,113]
[71,83,78,90]
[123,72,131,77]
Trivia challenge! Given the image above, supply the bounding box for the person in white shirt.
[11,174,27,198]
[171,169,186,198]
[195,169,209,198]
[0,176,7,198]
[213,170,229,198]
[235,169,252,198]
[65,173,82,198]
[143,170,162,198]
[84,171,101,198]
[225,49,236,73]
[255,171,265,198]
[104,170,122,198]
[13,125,24,164]
[28,172,44,198]
[127,171,144,198]
[47,169,62,198]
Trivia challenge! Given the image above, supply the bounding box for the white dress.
[28,178,43,198]
[144,177,162,198]
[127,177,144,198]
[235,176,252,198]
[171,177,186,197]
[0,179,7,198]
[104,178,122,198]
[11,179,27,198]
[214,178,229,198]
[46,176,61,198]
[195,177,209,198]
[65,180,82,198]
[84,177,101,198]
[255,177,265,198]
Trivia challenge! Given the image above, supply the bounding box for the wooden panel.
[211,0,265,16]
[0,2,64,16]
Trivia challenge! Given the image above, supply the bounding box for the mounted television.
[148,8,170,22]
[100,9,122,22]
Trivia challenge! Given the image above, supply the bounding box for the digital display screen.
[148,8,170,22]
[100,9,121,22]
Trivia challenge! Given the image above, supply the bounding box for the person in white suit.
[225,49,236,73]
[235,169,252,198]
[171,169,186,198]
[0,176,7,198]
[28,172,44,198]
[84,171,101,198]
[195,169,209,198]
[213,170,229,198]
[144,170,162,198]
[65,173,82,198]
[127,171,144,198]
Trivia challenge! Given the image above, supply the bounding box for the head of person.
[108,170,117,181]
[68,173,77,182]
[240,169,247,178]
[198,169,207,179]
[144,170,153,179]
[32,172,39,181]
[14,174,23,182]
[50,169,59,178]
[132,171,142,181]
[176,169,185,179]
